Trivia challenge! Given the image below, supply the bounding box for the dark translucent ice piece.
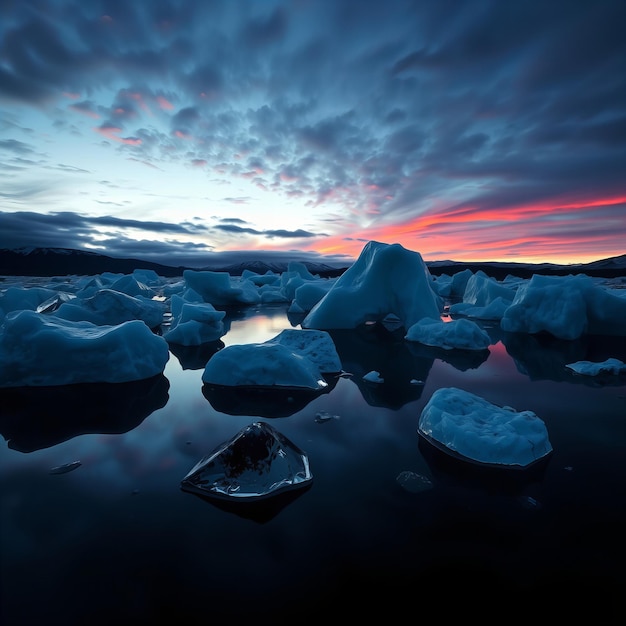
[181,421,312,501]
[49,460,81,474]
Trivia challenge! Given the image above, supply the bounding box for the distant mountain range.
[0,247,346,278]
[1,246,625,280]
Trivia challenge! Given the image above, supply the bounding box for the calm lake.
[1,300,624,624]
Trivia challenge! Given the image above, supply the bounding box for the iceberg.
[302,241,442,330]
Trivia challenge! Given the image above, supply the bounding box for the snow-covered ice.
[164,294,226,346]
[202,328,340,390]
[405,317,492,350]
[448,271,516,320]
[566,358,626,376]
[0,310,169,387]
[501,273,626,339]
[54,288,165,329]
[418,387,553,468]
[182,269,261,306]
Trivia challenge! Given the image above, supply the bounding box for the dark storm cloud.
[213,223,260,236]
[89,235,215,266]
[0,210,209,250]
[1,0,625,262]
[0,208,337,266]
[214,223,320,240]
[265,229,320,239]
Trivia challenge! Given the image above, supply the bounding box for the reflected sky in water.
[1,303,624,623]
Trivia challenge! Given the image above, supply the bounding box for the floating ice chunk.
[181,421,313,501]
[109,274,155,298]
[132,268,163,286]
[0,286,59,318]
[0,310,170,387]
[259,286,289,303]
[202,343,328,389]
[241,269,280,286]
[36,292,76,313]
[266,328,342,373]
[396,470,433,493]
[460,271,516,307]
[314,411,340,423]
[290,281,335,313]
[363,370,384,383]
[54,288,165,328]
[49,461,81,474]
[183,269,261,306]
[518,495,542,510]
[202,330,339,390]
[432,268,473,298]
[566,358,626,376]
[418,387,553,468]
[405,317,491,350]
[500,273,626,339]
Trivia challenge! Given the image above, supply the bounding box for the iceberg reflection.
[0,374,170,453]
[327,325,434,408]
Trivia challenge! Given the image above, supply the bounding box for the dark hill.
[0,248,188,278]
[1,247,625,280]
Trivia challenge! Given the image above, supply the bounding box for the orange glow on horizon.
[292,193,626,265]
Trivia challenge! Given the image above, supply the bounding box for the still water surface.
[1,303,624,624]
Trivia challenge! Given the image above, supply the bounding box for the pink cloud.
[157,96,174,110]
[94,124,142,145]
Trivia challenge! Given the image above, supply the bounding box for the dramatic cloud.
[0,0,624,265]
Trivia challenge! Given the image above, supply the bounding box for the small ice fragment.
[518,496,542,510]
[410,379,424,385]
[49,461,81,475]
[363,370,384,383]
[314,411,340,423]
[396,470,433,493]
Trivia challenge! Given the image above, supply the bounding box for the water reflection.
[168,339,225,370]
[185,483,312,523]
[406,342,490,371]
[202,376,338,417]
[0,374,170,453]
[501,331,626,386]
[417,436,551,496]
[327,325,435,409]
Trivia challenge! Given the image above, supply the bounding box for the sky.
[0,0,625,268]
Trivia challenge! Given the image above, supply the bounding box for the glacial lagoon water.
[1,302,624,624]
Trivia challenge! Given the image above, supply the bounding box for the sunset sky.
[1,0,624,268]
